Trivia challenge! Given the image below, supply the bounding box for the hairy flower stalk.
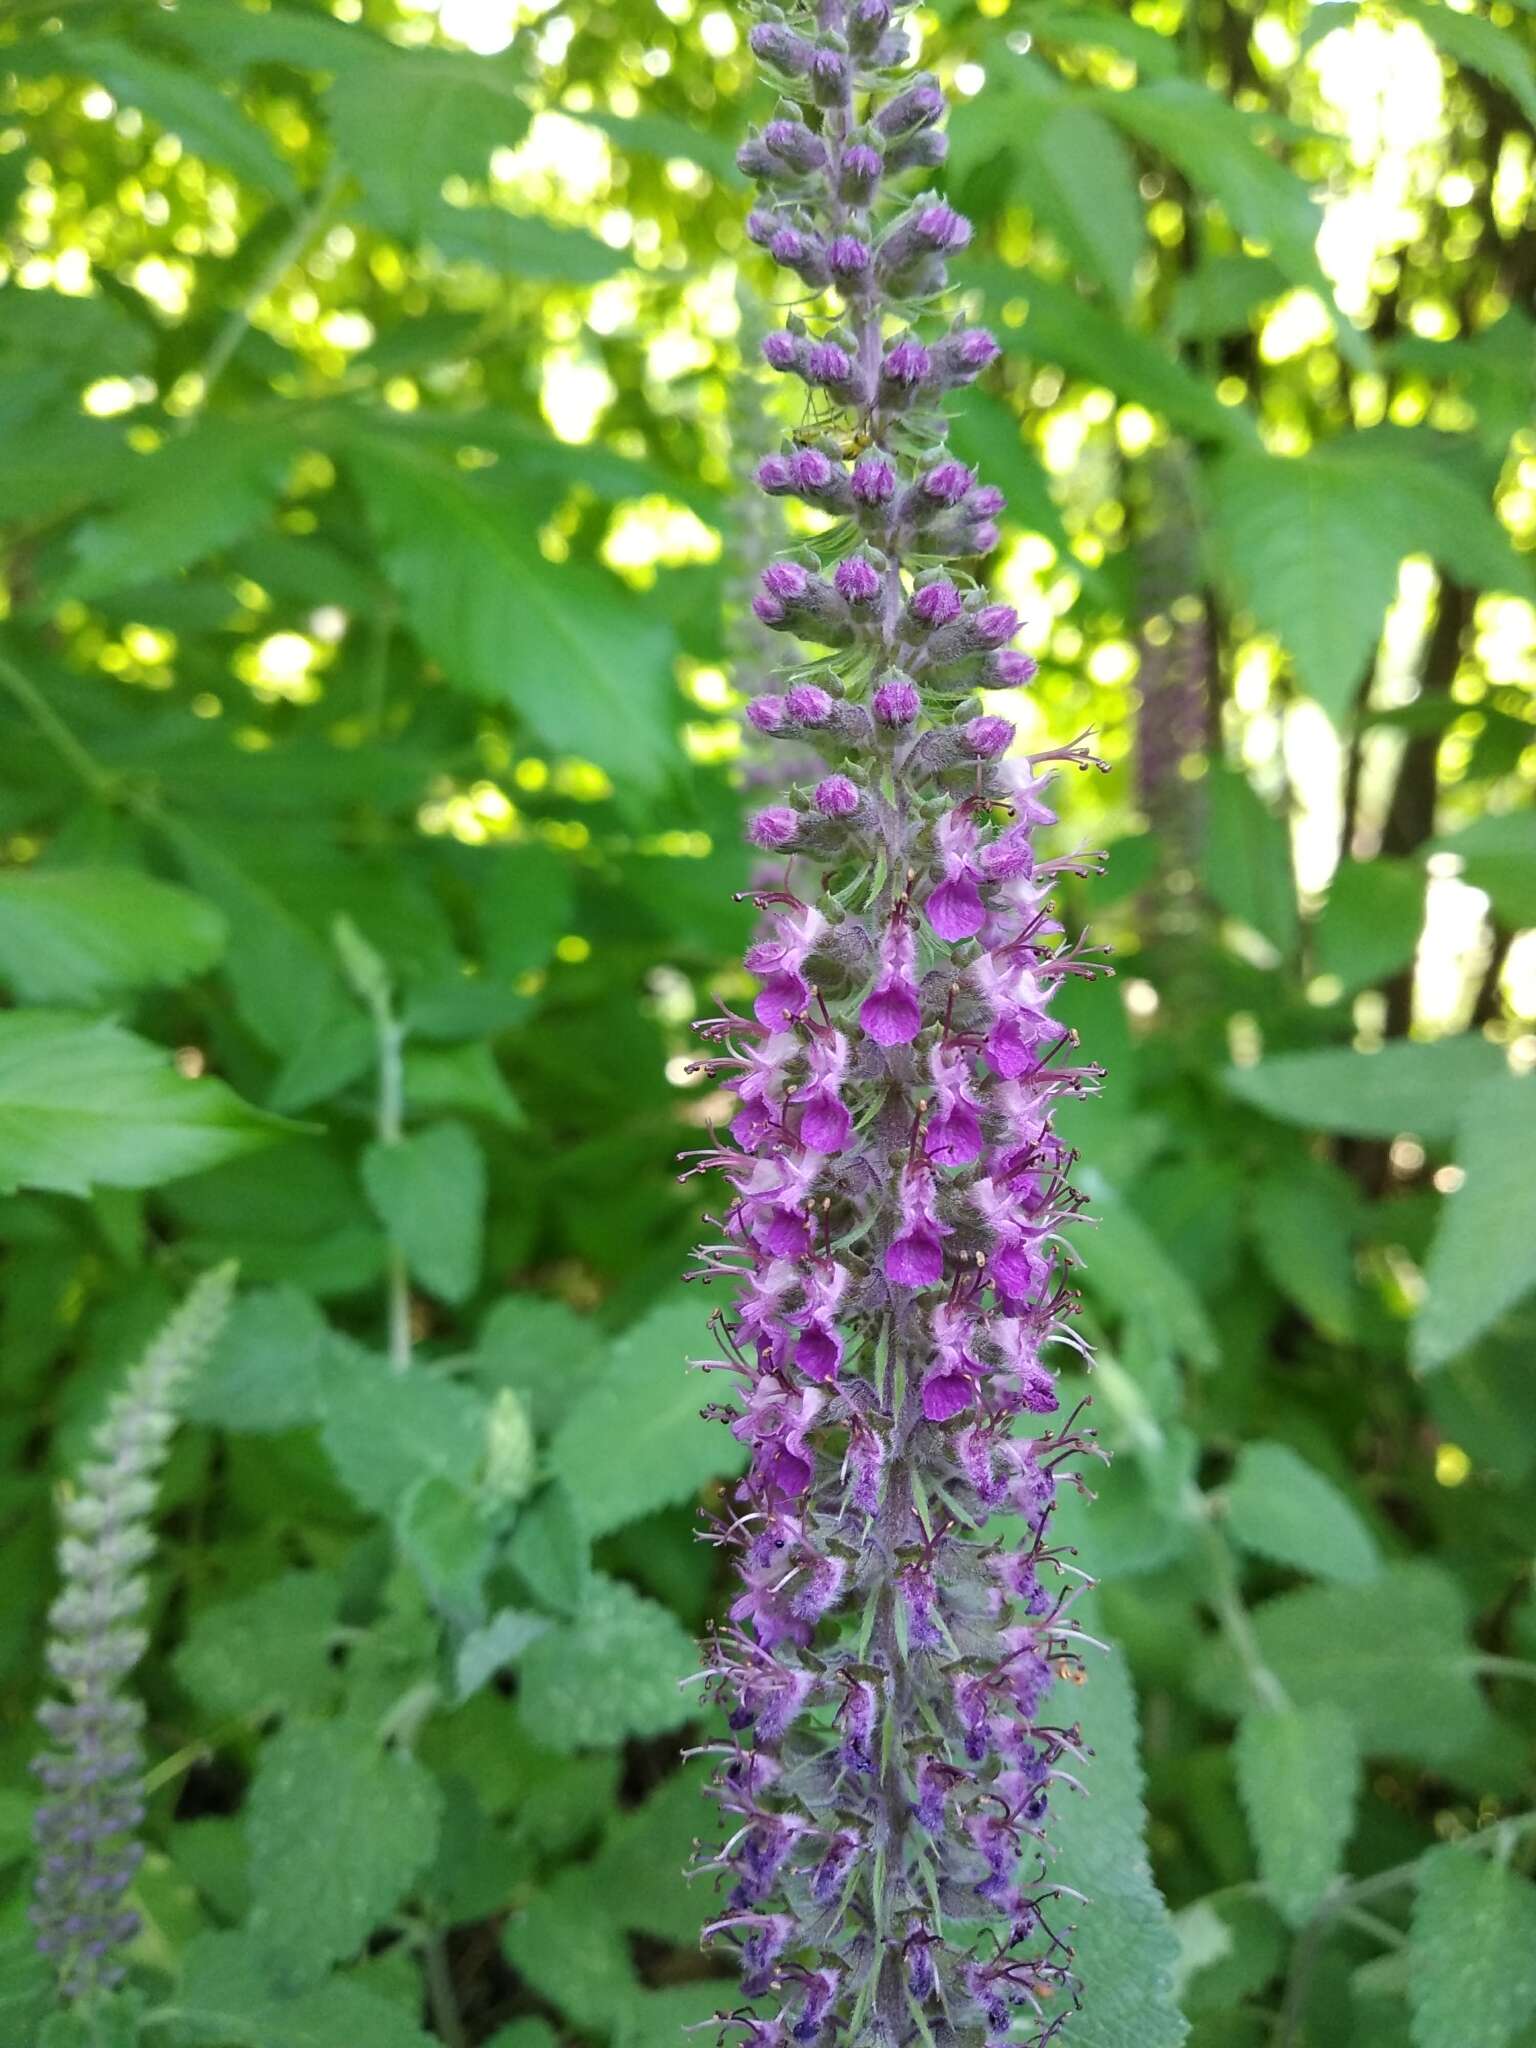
[683,8,1109,2043]
[31,1264,235,2003]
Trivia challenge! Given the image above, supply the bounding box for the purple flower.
[762,330,800,372]
[990,647,1039,686]
[698,16,1103,2039]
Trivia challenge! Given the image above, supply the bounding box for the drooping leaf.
[1313,858,1425,995]
[362,1120,486,1306]
[0,866,226,1004]
[1203,767,1298,955]
[1394,0,1536,128]
[1225,1440,1380,1584]
[506,1480,591,1617]
[1413,1073,1536,1373]
[516,1574,698,1753]
[352,441,678,795]
[1407,1848,1536,2048]
[1233,1704,1359,1927]
[1223,1035,1507,1142]
[246,1723,442,1989]
[0,1011,288,1197]
[547,1296,747,1538]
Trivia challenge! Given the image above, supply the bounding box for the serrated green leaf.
[1234,1704,1359,1926]
[1223,1035,1507,1141]
[1077,1174,1220,1370]
[0,1011,288,1196]
[352,441,678,795]
[319,1337,486,1515]
[1414,1073,1536,1372]
[178,1931,437,2048]
[246,1724,442,1989]
[362,1120,485,1305]
[586,1761,711,1944]
[1225,1440,1380,1584]
[182,1283,328,1434]
[502,1867,638,2030]
[506,1479,590,1616]
[403,1042,525,1128]
[175,1571,341,1720]
[517,1574,697,1753]
[547,1296,746,1538]
[0,866,225,1003]
[1193,1563,1496,1771]
[454,1607,551,1702]
[397,1472,493,1616]
[1408,1849,1536,2048]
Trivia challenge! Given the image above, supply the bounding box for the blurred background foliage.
[1,0,1535,2043]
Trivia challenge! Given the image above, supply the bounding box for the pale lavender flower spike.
[680,2,1111,2041]
[31,1264,235,2004]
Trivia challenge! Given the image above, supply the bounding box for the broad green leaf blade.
[1204,450,1403,725]
[547,1296,747,1538]
[183,1283,329,1434]
[1099,80,1366,367]
[506,1480,591,1616]
[1408,1848,1536,2048]
[319,1337,487,1516]
[585,1761,712,1944]
[502,1868,638,2031]
[0,1012,288,1196]
[455,1608,551,1702]
[246,1723,442,1989]
[1430,810,1536,930]
[326,48,531,232]
[0,865,225,1003]
[1049,1637,1189,2048]
[1223,1036,1507,1141]
[1204,768,1298,955]
[180,1931,438,2048]
[1234,1704,1359,1927]
[362,1120,486,1305]
[352,442,678,794]
[978,267,1251,444]
[397,1473,494,1616]
[1191,1563,1498,1772]
[1170,254,1290,341]
[516,1574,697,1753]
[175,1571,341,1720]
[1077,1171,1220,1370]
[472,1295,605,1435]
[1249,1164,1360,1340]
[27,38,299,199]
[422,204,626,283]
[571,107,745,186]
[1395,0,1536,128]
[1225,1440,1380,1584]
[1413,1073,1536,1373]
[1313,858,1425,995]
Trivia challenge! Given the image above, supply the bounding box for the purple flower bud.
[770,227,809,267]
[963,715,1015,758]
[762,331,800,372]
[875,77,945,137]
[839,142,883,201]
[757,455,796,494]
[974,603,1020,647]
[911,581,962,627]
[849,0,891,48]
[748,806,799,849]
[881,337,931,387]
[763,561,809,602]
[814,774,860,817]
[990,647,1039,686]
[748,22,815,74]
[968,484,1006,517]
[934,327,1001,383]
[790,447,835,494]
[752,594,787,626]
[827,234,872,280]
[922,461,974,506]
[785,684,835,725]
[763,119,829,174]
[916,203,971,252]
[746,209,780,247]
[806,342,854,387]
[834,556,881,605]
[746,695,788,734]
[810,47,849,101]
[851,456,896,506]
[872,676,920,725]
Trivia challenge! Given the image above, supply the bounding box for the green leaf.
[1414,1073,1536,1373]
[1203,768,1298,955]
[352,441,678,795]
[183,1283,328,1434]
[1223,1035,1507,1142]
[1100,81,1366,366]
[246,1723,442,1989]
[362,1121,485,1305]
[0,865,225,1003]
[454,1607,551,1702]
[472,1296,604,1436]
[586,1762,712,1944]
[1313,858,1425,995]
[178,1931,437,2048]
[1249,1164,1360,1340]
[403,1042,525,1128]
[1394,0,1536,127]
[1048,1634,1189,2048]
[422,204,626,283]
[32,38,298,198]
[517,1574,697,1753]
[1077,1172,1220,1370]
[319,1338,487,1516]
[1192,1563,1496,1772]
[1431,810,1536,929]
[572,107,745,186]
[506,1480,590,1616]
[981,266,1250,444]
[326,48,531,233]
[175,1571,341,1720]
[397,1473,493,1617]
[0,1011,288,1197]
[1234,1705,1359,1928]
[1408,1848,1536,2048]
[502,1868,637,2030]
[1024,4,1181,77]
[1204,450,1403,725]
[1170,254,1290,342]
[1226,1441,1380,1584]
[547,1296,746,1538]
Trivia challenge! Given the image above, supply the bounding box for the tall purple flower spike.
[682,5,1112,2042]
[31,1264,235,2003]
